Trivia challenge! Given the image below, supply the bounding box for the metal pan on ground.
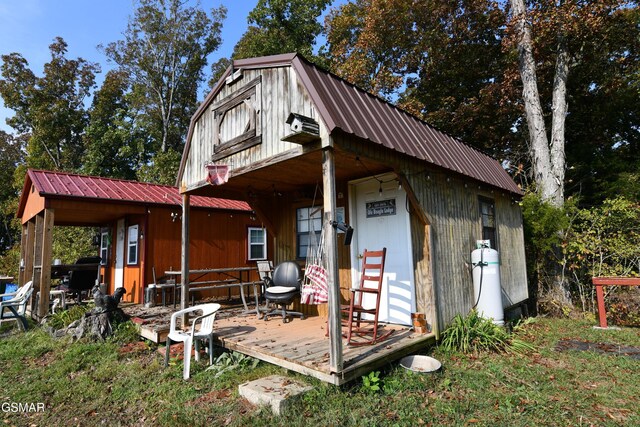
[399,355,442,373]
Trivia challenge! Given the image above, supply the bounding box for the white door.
[114,219,125,289]
[350,175,416,325]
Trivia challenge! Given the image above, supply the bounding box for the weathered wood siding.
[334,134,528,329]
[181,66,329,189]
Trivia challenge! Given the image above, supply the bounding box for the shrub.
[439,310,534,354]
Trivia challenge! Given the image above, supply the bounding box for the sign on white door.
[351,175,416,325]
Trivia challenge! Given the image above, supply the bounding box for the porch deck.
[131,305,436,385]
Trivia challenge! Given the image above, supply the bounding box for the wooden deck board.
[133,305,435,385]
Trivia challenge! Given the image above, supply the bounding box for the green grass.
[1,317,639,426]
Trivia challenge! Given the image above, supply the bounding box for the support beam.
[31,214,44,315]
[322,145,343,373]
[18,224,27,286]
[37,208,54,319]
[180,194,190,315]
[23,220,35,287]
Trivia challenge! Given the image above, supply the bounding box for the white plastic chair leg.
[183,336,192,380]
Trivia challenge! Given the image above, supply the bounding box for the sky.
[0,0,261,133]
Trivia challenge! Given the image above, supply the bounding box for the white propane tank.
[471,245,504,325]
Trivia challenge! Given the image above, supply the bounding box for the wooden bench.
[592,277,640,328]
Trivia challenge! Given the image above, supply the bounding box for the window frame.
[247,227,267,261]
[296,206,322,260]
[127,224,139,265]
[99,230,110,265]
[478,197,497,250]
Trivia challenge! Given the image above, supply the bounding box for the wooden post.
[180,194,190,315]
[23,220,35,287]
[322,146,343,373]
[37,208,54,319]
[18,224,27,286]
[31,214,44,315]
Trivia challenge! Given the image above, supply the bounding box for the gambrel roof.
[179,53,522,195]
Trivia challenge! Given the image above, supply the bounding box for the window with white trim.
[296,206,322,259]
[127,224,139,265]
[100,230,110,265]
[248,227,267,260]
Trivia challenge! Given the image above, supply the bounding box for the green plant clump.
[46,303,93,330]
[206,350,259,378]
[361,370,382,394]
[440,309,534,354]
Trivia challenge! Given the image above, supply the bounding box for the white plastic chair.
[163,303,221,379]
[0,281,34,331]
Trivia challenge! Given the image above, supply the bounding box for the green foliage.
[521,192,569,256]
[440,309,534,354]
[361,370,382,394]
[206,350,259,378]
[564,197,640,278]
[562,197,640,314]
[82,70,147,180]
[47,304,93,330]
[51,226,96,265]
[103,0,226,156]
[136,148,182,185]
[0,37,98,171]
[232,0,331,61]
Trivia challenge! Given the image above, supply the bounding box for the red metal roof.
[25,169,250,211]
[181,53,522,195]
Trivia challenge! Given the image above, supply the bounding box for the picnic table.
[164,267,262,314]
[592,276,640,328]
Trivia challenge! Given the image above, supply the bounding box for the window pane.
[250,245,264,259]
[297,208,308,220]
[128,245,136,264]
[250,229,264,243]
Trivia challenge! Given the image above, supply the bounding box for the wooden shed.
[176,53,527,380]
[16,169,269,317]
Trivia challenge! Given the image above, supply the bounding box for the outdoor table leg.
[595,283,608,328]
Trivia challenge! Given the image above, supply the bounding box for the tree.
[103,0,226,162]
[0,37,98,171]
[232,0,331,60]
[83,70,148,180]
[0,131,24,254]
[507,0,636,207]
[323,0,523,161]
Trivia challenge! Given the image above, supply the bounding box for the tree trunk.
[550,35,569,207]
[511,0,572,307]
[511,0,558,206]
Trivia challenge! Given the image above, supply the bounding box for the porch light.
[331,221,354,246]
[205,164,229,186]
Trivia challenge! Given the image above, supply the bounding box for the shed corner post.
[180,194,191,322]
[37,208,54,319]
[322,143,344,373]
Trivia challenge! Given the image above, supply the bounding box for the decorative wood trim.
[213,129,257,154]
[212,76,261,111]
[211,134,262,162]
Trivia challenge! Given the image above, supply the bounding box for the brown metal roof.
[179,53,522,195]
[18,169,250,219]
